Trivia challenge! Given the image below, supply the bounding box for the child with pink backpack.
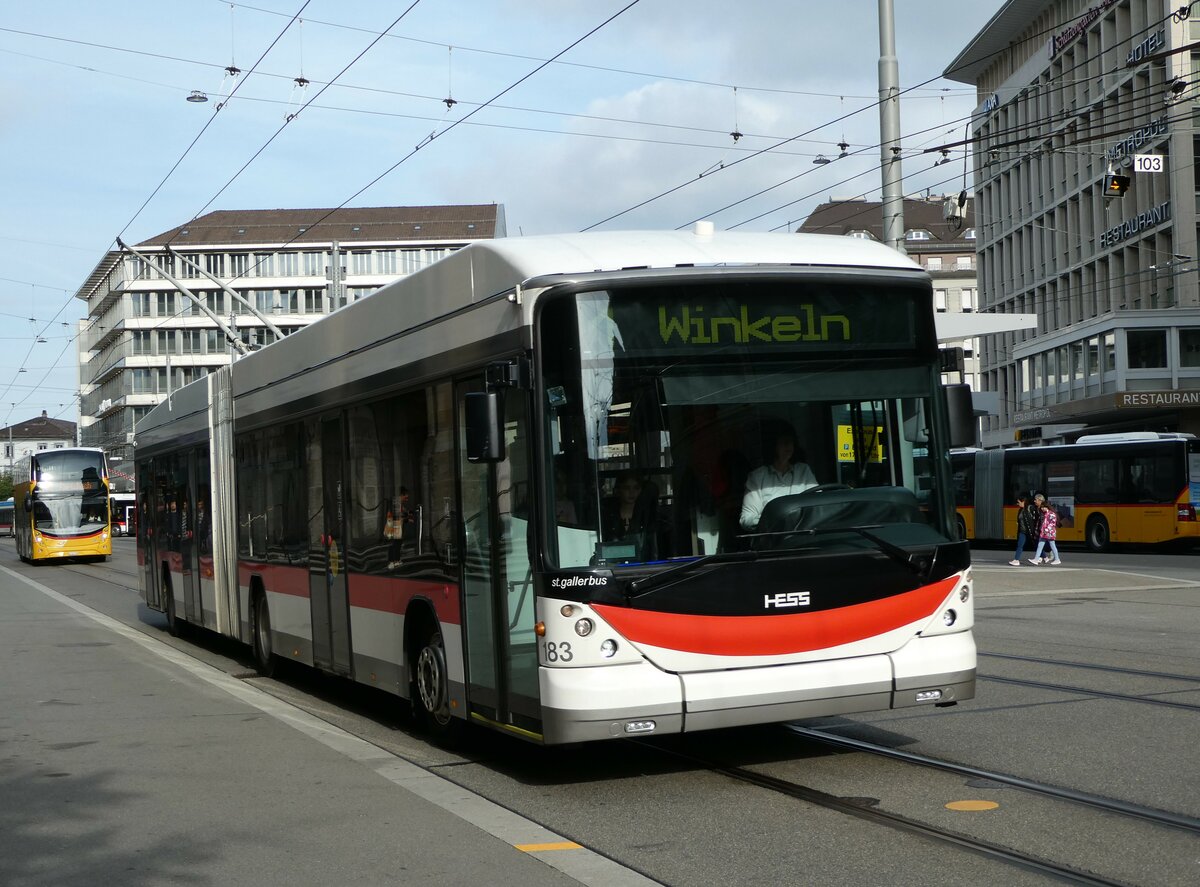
[1029,501,1061,565]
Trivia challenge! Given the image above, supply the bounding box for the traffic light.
[1103,173,1130,197]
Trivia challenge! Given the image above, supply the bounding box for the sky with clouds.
[0,0,1002,428]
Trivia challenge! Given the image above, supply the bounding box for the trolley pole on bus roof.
[878,0,906,254]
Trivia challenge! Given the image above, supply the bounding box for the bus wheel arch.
[1086,515,1111,552]
[250,580,276,677]
[406,602,463,745]
[955,514,967,541]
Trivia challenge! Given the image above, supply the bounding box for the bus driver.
[739,425,818,530]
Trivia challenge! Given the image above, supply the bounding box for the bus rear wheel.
[163,572,180,637]
[252,591,276,677]
[1086,515,1110,552]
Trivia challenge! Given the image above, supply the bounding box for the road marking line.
[518,842,585,852]
[0,564,658,887]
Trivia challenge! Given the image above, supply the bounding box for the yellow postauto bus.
[14,447,112,562]
[951,433,1200,551]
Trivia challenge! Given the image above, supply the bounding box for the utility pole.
[878,0,906,253]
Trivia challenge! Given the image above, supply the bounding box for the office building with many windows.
[946,0,1200,447]
[74,204,504,467]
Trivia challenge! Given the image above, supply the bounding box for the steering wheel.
[805,483,852,494]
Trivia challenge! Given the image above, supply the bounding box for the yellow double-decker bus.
[14,447,112,562]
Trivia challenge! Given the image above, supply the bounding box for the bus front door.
[308,414,353,676]
[456,380,542,737]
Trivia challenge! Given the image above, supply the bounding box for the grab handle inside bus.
[945,383,976,449]
[466,391,504,462]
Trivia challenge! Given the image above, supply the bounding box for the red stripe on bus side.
[235,562,462,624]
[592,576,959,657]
[349,574,461,623]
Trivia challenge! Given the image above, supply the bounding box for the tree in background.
[0,473,13,500]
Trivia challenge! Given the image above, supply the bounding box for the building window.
[254,290,274,313]
[961,289,975,313]
[279,253,299,276]
[132,331,153,355]
[156,292,175,317]
[180,254,201,279]
[351,250,371,275]
[1127,329,1167,368]
[847,230,874,240]
[230,253,249,278]
[1103,333,1116,373]
[303,251,324,276]
[905,229,933,242]
[304,288,324,313]
[180,330,202,354]
[1180,328,1200,367]
[934,289,947,312]
[278,289,300,313]
[132,368,153,393]
[926,256,942,270]
[963,228,976,239]
[3,444,11,458]
[205,330,223,353]
[205,254,225,277]
[378,250,397,274]
[955,255,973,270]
[131,292,152,317]
[157,330,176,355]
[254,253,274,277]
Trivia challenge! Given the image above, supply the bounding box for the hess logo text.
[763,591,811,609]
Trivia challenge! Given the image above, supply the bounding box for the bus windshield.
[31,450,109,536]
[539,281,954,569]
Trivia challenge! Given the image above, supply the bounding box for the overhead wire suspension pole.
[878,0,906,253]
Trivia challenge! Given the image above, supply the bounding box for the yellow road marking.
[945,800,1000,811]
[516,842,583,853]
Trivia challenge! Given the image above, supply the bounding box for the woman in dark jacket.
[1009,493,1040,565]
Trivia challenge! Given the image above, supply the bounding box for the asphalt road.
[2,537,1197,886]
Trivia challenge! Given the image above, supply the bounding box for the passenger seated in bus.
[601,471,657,557]
[80,467,106,524]
[739,426,818,530]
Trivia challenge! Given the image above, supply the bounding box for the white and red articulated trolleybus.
[135,227,977,744]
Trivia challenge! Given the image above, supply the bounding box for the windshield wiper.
[827,524,935,578]
[626,550,761,599]
[742,525,935,579]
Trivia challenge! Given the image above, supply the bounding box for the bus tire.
[1086,515,1110,552]
[413,627,463,746]
[955,515,967,542]
[251,589,276,678]
[163,571,180,637]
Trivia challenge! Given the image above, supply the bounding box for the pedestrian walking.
[1009,492,1039,565]
[1029,501,1061,565]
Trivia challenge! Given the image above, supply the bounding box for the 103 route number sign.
[1134,154,1164,173]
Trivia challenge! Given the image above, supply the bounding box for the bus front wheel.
[1086,515,1111,552]
[413,628,463,745]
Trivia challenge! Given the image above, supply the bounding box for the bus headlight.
[600,639,619,658]
[942,609,957,627]
[574,618,594,637]
[958,586,970,603]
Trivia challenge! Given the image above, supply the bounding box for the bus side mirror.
[465,391,504,463]
[23,494,32,513]
[945,383,976,449]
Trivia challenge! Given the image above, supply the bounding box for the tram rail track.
[634,731,1161,887]
[980,651,1200,684]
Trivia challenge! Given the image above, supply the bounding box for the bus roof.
[457,227,922,284]
[137,228,925,442]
